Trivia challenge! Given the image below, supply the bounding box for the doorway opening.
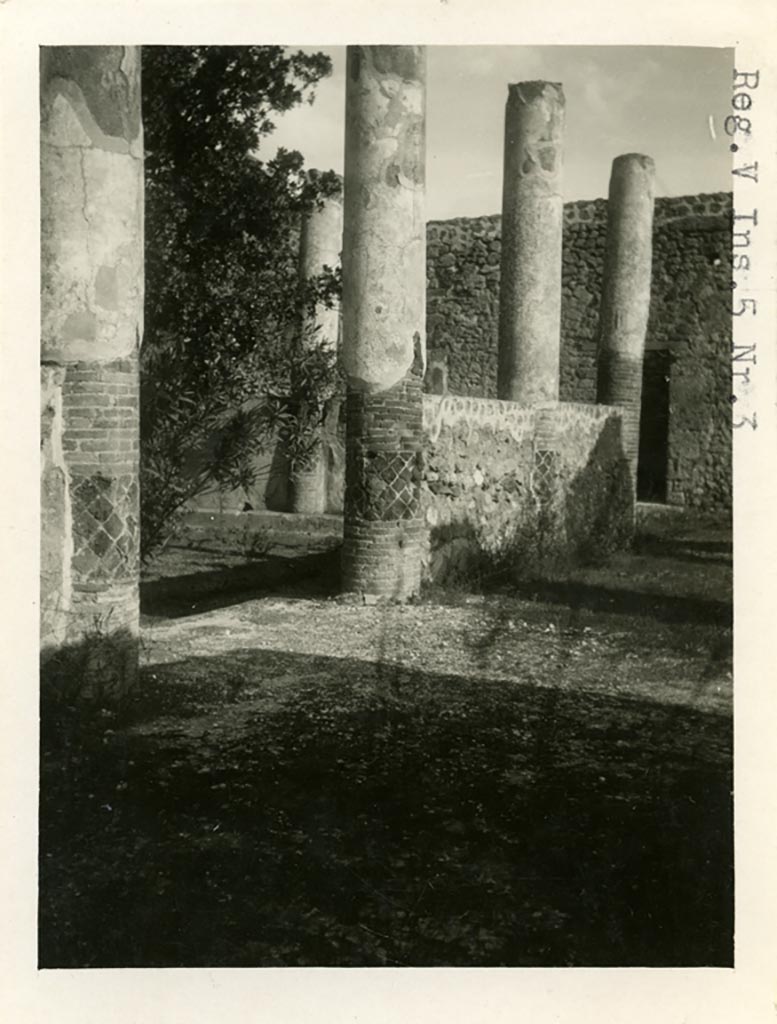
[637,349,671,502]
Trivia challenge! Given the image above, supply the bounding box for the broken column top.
[610,154,656,191]
[612,153,655,170]
[351,44,426,83]
[498,78,565,404]
[507,81,565,105]
[503,80,566,174]
[608,153,656,207]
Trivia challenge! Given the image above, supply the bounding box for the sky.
[267,46,734,220]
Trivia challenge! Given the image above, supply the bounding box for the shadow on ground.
[493,576,731,628]
[40,645,733,969]
[632,533,733,566]
[141,548,340,618]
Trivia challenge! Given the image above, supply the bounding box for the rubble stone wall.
[420,395,632,582]
[425,192,732,511]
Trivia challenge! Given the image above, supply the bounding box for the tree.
[140,46,341,559]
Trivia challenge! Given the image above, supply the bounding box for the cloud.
[269,45,731,217]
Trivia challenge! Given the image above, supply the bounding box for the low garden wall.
[421,395,633,583]
[182,395,634,586]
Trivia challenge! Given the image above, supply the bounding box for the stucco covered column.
[596,153,656,484]
[291,174,344,514]
[497,81,565,404]
[40,46,143,695]
[340,45,427,600]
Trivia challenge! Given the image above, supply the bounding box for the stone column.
[497,81,565,404]
[291,174,343,514]
[596,153,656,483]
[40,47,143,696]
[340,45,426,600]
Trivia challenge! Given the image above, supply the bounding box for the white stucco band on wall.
[421,394,633,582]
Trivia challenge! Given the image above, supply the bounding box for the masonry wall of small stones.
[189,394,633,580]
[644,204,732,511]
[426,193,732,511]
[421,395,632,582]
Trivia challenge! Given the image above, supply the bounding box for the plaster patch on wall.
[421,396,631,583]
[422,393,538,445]
[41,143,143,363]
[40,365,73,648]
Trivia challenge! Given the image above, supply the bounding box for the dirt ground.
[39,510,733,967]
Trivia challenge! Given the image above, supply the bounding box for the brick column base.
[51,355,140,697]
[342,370,425,599]
[597,350,643,477]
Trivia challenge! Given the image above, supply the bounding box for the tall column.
[291,174,343,514]
[341,45,426,600]
[596,154,656,483]
[40,47,143,696]
[497,81,565,404]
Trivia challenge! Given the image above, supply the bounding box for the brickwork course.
[185,188,731,556]
[39,47,730,646]
[342,371,427,596]
[40,46,143,694]
[340,45,428,600]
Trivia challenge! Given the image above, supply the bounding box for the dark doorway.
[637,350,671,502]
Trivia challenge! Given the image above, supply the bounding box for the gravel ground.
[40,512,733,968]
